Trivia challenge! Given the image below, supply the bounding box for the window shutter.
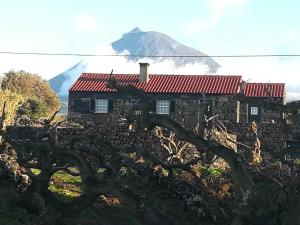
[257,106,262,122]
[90,98,95,112]
[148,100,157,114]
[108,99,114,113]
[170,100,176,113]
[152,100,157,113]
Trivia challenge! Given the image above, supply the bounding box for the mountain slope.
[112,27,220,73]
[49,60,88,101]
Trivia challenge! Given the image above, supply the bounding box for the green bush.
[1,70,60,118]
[17,98,48,119]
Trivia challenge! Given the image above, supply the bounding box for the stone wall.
[7,120,300,167]
[212,96,239,123]
[69,92,240,134]
[6,124,199,163]
[227,122,287,152]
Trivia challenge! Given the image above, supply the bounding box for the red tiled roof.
[244,83,285,98]
[69,73,242,94]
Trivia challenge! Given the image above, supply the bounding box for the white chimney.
[139,62,149,82]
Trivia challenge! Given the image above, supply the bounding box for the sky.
[1,0,300,100]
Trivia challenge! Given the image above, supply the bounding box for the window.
[72,98,90,113]
[95,99,108,113]
[250,106,259,115]
[156,100,170,114]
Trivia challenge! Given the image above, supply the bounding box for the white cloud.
[74,14,97,32]
[288,30,299,40]
[86,45,210,74]
[0,53,79,80]
[185,0,249,33]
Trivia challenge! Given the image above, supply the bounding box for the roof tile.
[244,83,285,98]
[69,73,242,94]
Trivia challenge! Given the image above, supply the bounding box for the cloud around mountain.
[49,27,221,100]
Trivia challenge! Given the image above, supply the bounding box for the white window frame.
[95,99,108,113]
[250,106,259,115]
[156,100,170,115]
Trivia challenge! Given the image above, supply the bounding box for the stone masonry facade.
[69,92,241,134]
[68,90,293,155]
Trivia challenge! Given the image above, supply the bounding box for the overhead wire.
[1,51,300,58]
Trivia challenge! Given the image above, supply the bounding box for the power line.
[1,51,300,58]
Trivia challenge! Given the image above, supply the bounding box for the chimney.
[139,62,149,82]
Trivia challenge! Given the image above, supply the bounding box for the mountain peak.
[112,28,220,73]
[129,27,143,33]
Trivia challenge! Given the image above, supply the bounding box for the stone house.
[240,82,286,123]
[68,63,285,132]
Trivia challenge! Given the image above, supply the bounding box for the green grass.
[202,167,225,178]
[30,168,41,175]
[48,170,83,202]
[31,168,83,201]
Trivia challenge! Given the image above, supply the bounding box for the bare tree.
[106,78,254,225]
[154,126,190,163]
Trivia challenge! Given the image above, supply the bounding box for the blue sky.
[1,0,300,99]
